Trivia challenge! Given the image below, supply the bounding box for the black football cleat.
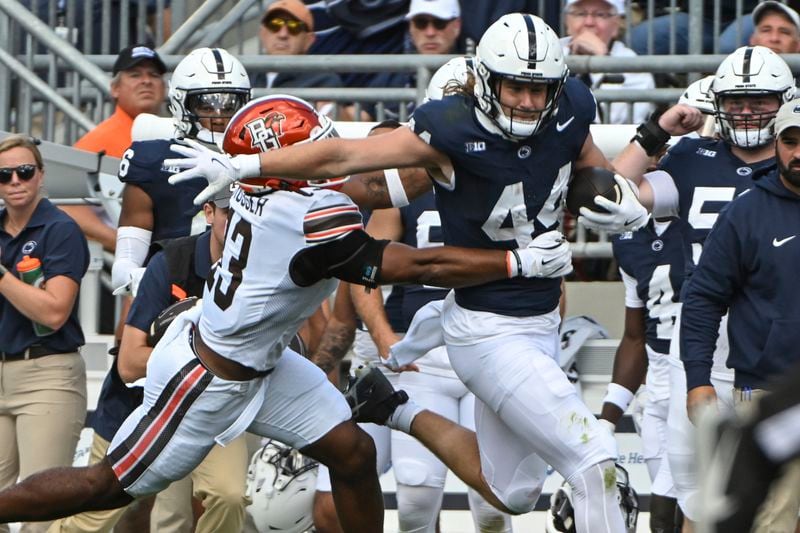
[344,364,409,425]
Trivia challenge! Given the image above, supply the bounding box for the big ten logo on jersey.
[464,141,486,153]
[245,112,286,152]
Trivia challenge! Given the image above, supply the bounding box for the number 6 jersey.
[198,185,362,372]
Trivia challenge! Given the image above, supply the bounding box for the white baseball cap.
[565,0,625,15]
[774,98,800,136]
[753,1,800,31]
[406,0,460,20]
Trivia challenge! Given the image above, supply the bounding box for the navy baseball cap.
[113,45,167,76]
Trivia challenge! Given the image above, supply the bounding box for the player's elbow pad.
[289,230,389,289]
[112,226,152,289]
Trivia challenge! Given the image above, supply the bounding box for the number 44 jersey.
[409,77,596,317]
[198,186,360,372]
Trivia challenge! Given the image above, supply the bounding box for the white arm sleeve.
[643,170,679,219]
[112,226,153,290]
[386,300,445,367]
[619,268,645,308]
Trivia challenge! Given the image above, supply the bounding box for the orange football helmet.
[222,95,346,193]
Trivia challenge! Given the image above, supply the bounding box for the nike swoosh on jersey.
[773,235,796,247]
[556,117,575,132]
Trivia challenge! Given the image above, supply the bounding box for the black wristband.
[0,263,7,279]
[511,249,522,278]
[632,117,671,157]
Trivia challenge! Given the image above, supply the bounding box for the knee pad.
[393,457,446,488]
[500,481,542,515]
[396,484,442,533]
[467,488,512,533]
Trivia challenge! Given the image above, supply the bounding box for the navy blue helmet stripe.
[211,48,226,81]
[523,15,537,70]
[742,46,753,83]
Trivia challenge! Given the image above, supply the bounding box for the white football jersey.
[199,185,362,371]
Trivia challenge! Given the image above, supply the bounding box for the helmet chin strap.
[474,106,526,141]
[195,127,224,149]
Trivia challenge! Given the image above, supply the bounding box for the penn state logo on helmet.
[222,95,347,193]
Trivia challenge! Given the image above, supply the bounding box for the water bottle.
[17,255,54,336]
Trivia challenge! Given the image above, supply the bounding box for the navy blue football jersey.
[119,139,208,240]
[410,77,596,316]
[612,219,685,354]
[658,137,775,279]
[393,191,449,331]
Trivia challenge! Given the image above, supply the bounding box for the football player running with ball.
[162,14,703,533]
[0,92,578,532]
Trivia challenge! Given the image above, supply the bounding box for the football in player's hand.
[565,167,622,216]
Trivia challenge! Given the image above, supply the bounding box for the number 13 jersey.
[198,186,361,372]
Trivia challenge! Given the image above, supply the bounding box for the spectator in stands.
[67,44,166,253]
[361,0,461,120]
[257,0,338,89]
[630,0,759,55]
[407,0,461,55]
[0,135,89,533]
[749,1,800,54]
[561,0,655,124]
[255,0,341,114]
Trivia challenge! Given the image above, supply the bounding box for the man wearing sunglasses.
[255,0,341,112]
[360,0,461,121]
[407,0,461,55]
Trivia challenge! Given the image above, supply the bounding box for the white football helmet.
[167,47,251,141]
[425,56,473,102]
[245,440,318,533]
[678,75,715,114]
[545,465,639,533]
[710,46,795,149]
[474,13,568,140]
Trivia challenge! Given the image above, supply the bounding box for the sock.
[388,398,423,433]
